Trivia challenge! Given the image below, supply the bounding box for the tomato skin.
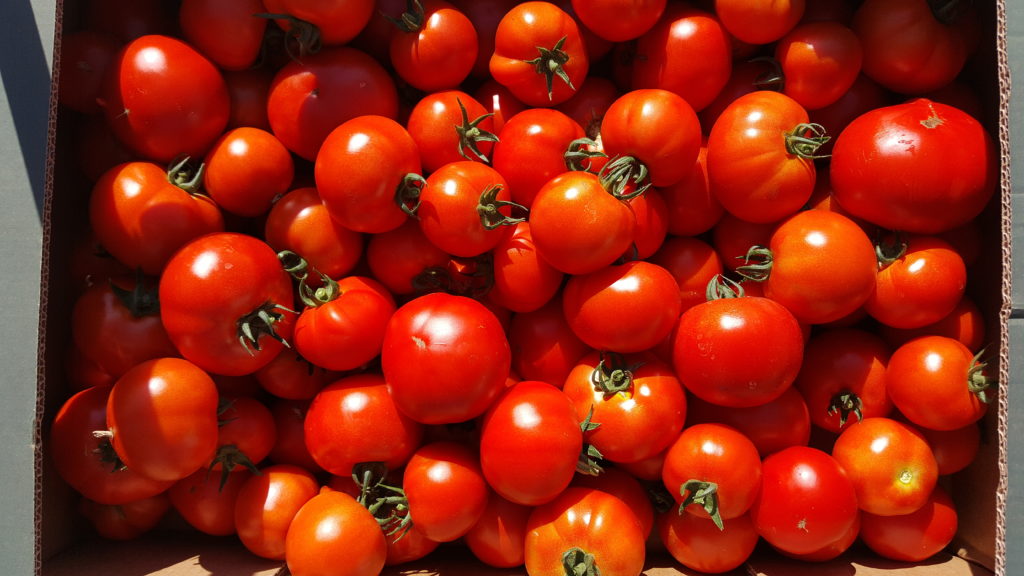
[715,0,804,44]
[268,47,398,161]
[658,511,759,574]
[479,381,583,506]
[508,298,591,387]
[169,468,252,536]
[490,222,565,314]
[859,485,958,562]
[809,74,893,157]
[261,0,376,47]
[418,161,514,258]
[885,336,991,431]
[201,127,294,218]
[571,466,655,538]
[223,68,273,130]
[90,161,225,276]
[562,261,681,353]
[490,2,590,107]
[831,417,938,516]
[403,441,490,542]
[285,489,388,576]
[464,494,533,568]
[406,90,496,174]
[390,0,478,92]
[212,396,276,473]
[106,358,220,483]
[267,399,324,473]
[382,293,511,424]
[78,493,171,540]
[750,446,859,556]
[366,220,452,296]
[685,386,811,457]
[234,464,321,560]
[50,385,174,505]
[101,35,229,163]
[178,0,266,71]
[916,422,981,476]
[571,0,665,42]
[649,235,723,314]
[159,233,295,376]
[674,296,804,408]
[830,99,997,234]
[775,21,863,110]
[707,90,818,224]
[304,373,424,477]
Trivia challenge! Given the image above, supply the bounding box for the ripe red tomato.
[830,99,997,234]
[365,220,452,296]
[507,298,591,386]
[649,235,724,314]
[658,511,760,574]
[78,493,171,541]
[490,108,586,208]
[263,187,364,282]
[101,34,229,163]
[479,381,583,505]
[715,0,805,45]
[234,464,320,560]
[267,398,324,473]
[304,373,424,477]
[916,421,982,476]
[89,160,224,276]
[261,0,376,48]
[106,357,220,483]
[403,441,490,542]
[159,232,295,376]
[418,161,516,258]
[750,446,859,556]
[169,468,252,536]
[775,20,863,110]
[490,2,590,107]
[879,294,987,353]
[685,386,811,457]
[210,396,276,475]
[254,347,334,400]
[406,90,497,174]
[464,494,533,568]
[571,466,655,538]
[382,293,511,424]
[859,485,959,562]
[201,127,294,218]
[570,0,665,42]
[178,0,266,71]
[489,222,565,313]
[525,487,646,576]
[389,0,478,92]
[285,489,388,576]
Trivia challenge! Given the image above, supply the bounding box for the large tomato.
[381,293,511,424]
[77,493,171,541]
[507,297,591,386]
[263,187,364,282]
[406,90,497,174]
[830,99,997,234]
[159,232,295,376]
[658,511,760,574]
[714,0,804,45]
[464,495,533,568]
[570,0,665,42]
[774,20,863,110]
[489,221,565,314]
[169,468,252,536]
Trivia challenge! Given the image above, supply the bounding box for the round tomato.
[234,464,319,560]
[263,187,364,282]
[169,467,252,536]
[571,466,654,538]
[178,0,266,70]
[389,0,478,92]
[417,161,516,258]
[260,0,375,48]
[201,127,294,218]
[570,0,664,42]
[775,20,863,110]
[649,235,724,314]
[254,347,334,400]
[267,398,324,473]
[859,485,958,562]
[507,298,591,387]
[403,441,490,542]
[658,511,759,574]
[285,489,387,576]
[464,494,533,568]
[685,386,811,457]
[406,90,497,173]
[210,396,276,476]
[365,220,452,296]
[715,0,804,44]
[78,493,171,541]
[489,221,565,313]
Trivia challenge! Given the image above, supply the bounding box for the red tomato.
[830,99,997,234]
[714,0,805,45]
[223,67,273,130]
[58,30,121,115]
[389,0,478,92]
[449,0,520,78]
[662,423,762,527]
[159,232,295,376]
[658,511,760,574]
[100,35,229,163]
[779,511,861,562]
[254,347,334,400]
[89,160,224,276]
[570,0,664,41]
[626,187,669,258]
[403,441,490,542]
[554,75,619,138]
[406,90,497,174]
[50,385,174,505]
[418,161,516,257]
[775,20,863,110]
[750,446,859,556]
[685,386,811,457]
[267,399,324,473]
[808,73,893,157]
[464,495,533,568]
[473,78,530,134]
[490,2,590,107]
[479,381,583,505]
[106,358,220,483]
[201,127,294,218]
[490,108,586,208]
[211,396,276,475]
[507,298,591,387]
[659,143,723,237]
[859,485,959,562]
[489,221,565,313]
[285,489,387,576]
[915,422,981,476]
[78,493,171,541]
[261,0,375,48]
[710,213,777,273]
[571,467,655,538]
[698,58,781,133]
[674,293,804,408]
[365,220,452,296]
[178,0,266,70]
[832,417,938,516]
[707,90,821,224]
[885,336,992,431]
[169,468,252,535]
[649,235,724,314]
[234,464,319,560]
[304,373,423,477]
[267,47,398,161]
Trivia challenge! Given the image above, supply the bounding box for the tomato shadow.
[0,0,52,220]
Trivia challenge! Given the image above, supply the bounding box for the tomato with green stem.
[210,396,276,480]
[285,489,388,576]
[658,510,760,574]
[406,90,498,174]
[389,0,478,92]
[685,386,811,457]
[714,0,805,45]
[260,0,376,49]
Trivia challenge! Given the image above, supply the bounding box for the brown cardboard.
[33,0,1012,575]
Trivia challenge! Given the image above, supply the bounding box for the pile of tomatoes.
[49,0,1000,574]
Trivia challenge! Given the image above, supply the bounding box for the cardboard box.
[31,1,1013,575]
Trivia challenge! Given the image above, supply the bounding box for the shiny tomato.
[178,0,266,70]
[626,187,670,259]
[464,494,533,568]
[685,386,811,457]
[658,511,759,574]
[285,489,387,576]
[859,485,959,562]
[571,466,655,538]
[418,161,516,258]
[234,464,319,560]
[808,73,893,157]
[389,0,478,92]
[715,0,805,44]
[570,0,665,41]
[489,221,565,313]
[775,20,863,110]
[490,108,586,208]
[406,90,497,173]
[914,421,982,476]
[403,441,490,542]
[710,212,777,273]
[201,127,294,218]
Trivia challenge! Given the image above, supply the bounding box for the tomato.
[406,90,497,174]
[169,468,252,536]
[267,398,324,473]
[710,212,778,273]
[100,34,229,163]
[473,79,530,134]
[853,0,975,94]
[211,396,276,476]
[698,58,781,133]
[529,171,636,275]
[490,2,590,107]
[223,67,273,130]
[885,335,992,431]
[707,90,822,224]
[417,161,516,258]
[808,73,893,157]
[865,235,967,330]
[263,187,364,283]
[571,466,654,538]
[628,4,732,112]
[490,108,586,208]
[260,0,376,48]
[794,328,893,434]
[830,99,997,234]
[89,160,224,276]
[525,487,645,576]
[178,0,266,70]
[779,511,861,562]
[384,524,441,566]
[285,489,387,576]
[626,187,669,259]
[658,511,759,574]
[685,386,811,457]
[489,222,565,313]
[775,20,863,110]
[304,373,423,477]
[293,275,396,372]
[750,446,859,556]
[832,417,938,516]
[859,485,959,562]
[159,232,295,376]
[106,357,220,483]
[365,220,452,296]
[649,235,724,314]
[402,441,490,542]
[554,75,619,138]
[234,464,320,560]
[58,30,121,115]
[507,298,591,387]
[315,115,420,234]
[201,127,294,218]
[78,493,171,540]
[662,423,761,527]
[50,385,174,505]
[255,347,334,400]
[915,421,981,476]
[267,47,398,161]
[674,292,804,408]
[464,494,533,568]
[714,0,805,45]
[479,381,583,505]
[739,210,878,325]
[564,351,686,464]
[389,0,478,92]
[658,144,722,237]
